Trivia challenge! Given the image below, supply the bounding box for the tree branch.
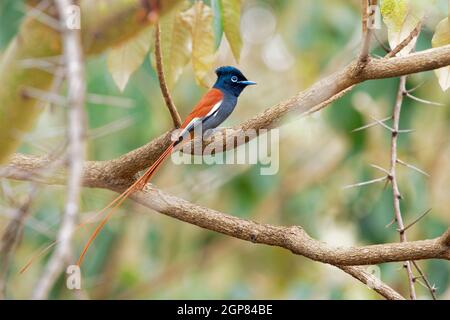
[358,0,375,64]
[338,266,405,300]
[125,186,450,265]
[2,45,450,185]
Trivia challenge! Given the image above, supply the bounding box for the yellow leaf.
[381,0,408,32]
[154,7,192,89]
[432,18,450,91]
[221,0,242,62]
[381,0,423,56]
[181,2,216,87]
[107,27,153,91]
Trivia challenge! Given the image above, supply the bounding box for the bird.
[77,66,256,265]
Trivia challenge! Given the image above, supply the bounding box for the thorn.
[397,129,415,134]
[89,116,135,140]
[368,116,414,134]
[370,164,390,175]
[342,176,387,189]
[19,56,63,74]
[22,3,62,31]
[352,116,392,132]
[406,81,425,93]
[369,116,396,132]
[22,87,67,106]
[402,208,432,232]
[385,218,396,228]
[382,177,391,191]
[406,93,445,107]
[397,159,430,177]
[87,94,136,109]
[373,33,390,53]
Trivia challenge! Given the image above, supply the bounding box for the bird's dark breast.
[201,93,237,132]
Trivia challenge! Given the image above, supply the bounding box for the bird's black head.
[213,66,256,97]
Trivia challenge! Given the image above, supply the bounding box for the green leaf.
[107,27,153,92]
[380,0,423,56]
[181,1,215,87]
[432,17,450,91]
[212,0,224,49]
[221,0,242,62]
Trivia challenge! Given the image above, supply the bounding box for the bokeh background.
[0,0,449,299]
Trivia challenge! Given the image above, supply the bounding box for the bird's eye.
[231,76,238,82]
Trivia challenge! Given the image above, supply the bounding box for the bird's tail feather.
[20,144,175,273]
[76,144,174,266]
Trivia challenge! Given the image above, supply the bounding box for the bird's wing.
[177,88,224,139]
[181,88,224,129]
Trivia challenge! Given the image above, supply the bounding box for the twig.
[389,76,416,300]
[0,185,38,299]
[412,261,437,300]
[358,0,374,64]
[385,21,422,58]
[338,266,404,300]
[32,0,86,300]
[154,22,182,128]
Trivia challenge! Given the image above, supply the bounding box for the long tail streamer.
[20,144,175,273]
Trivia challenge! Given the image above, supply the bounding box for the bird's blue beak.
[238,80,257,85]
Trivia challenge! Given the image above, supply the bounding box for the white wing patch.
[206,100,223,118]
[177,100,223,140]
[178,117,200,139]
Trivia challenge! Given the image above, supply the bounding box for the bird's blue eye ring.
[231,76,238,82]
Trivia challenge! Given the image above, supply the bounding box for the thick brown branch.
[3,45,450,185]
[3,156,449,266]
[126,186,450,266]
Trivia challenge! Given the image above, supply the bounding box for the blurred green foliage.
[0,0,449,300]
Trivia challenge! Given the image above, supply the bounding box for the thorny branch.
[389,76,417,300]
[31,0,87,300]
